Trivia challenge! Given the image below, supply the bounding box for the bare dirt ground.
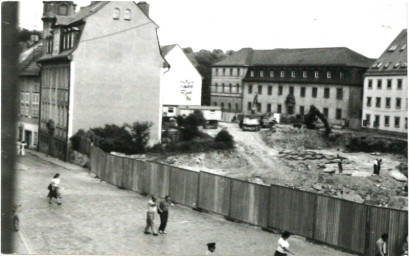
[158,123,408,210]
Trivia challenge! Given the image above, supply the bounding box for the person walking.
[338,158,343,174]
[48,173,62,205]
[377,159,383,174]
[374,159,379,175]
[144,196,158,236]
[376,233,388,256]
[274,231,295,256]
[158,195,174,234]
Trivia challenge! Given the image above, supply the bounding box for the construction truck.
[239,93,261,131]
[304,105,332,135]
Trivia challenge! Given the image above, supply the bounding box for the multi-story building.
[38,1,167,160]
[17,42,43,148]
[216,47,374,128]
[362,29,408,136]
[210,48,253,112]
[161,44,202,117]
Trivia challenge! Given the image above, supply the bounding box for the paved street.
[14,151,357,255]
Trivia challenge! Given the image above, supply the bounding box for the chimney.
[137,1,149,17]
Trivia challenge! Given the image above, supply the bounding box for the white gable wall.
[162,45,202,106]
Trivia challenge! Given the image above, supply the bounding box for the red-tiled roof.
[366,29,407,75]
[214,47,374,68]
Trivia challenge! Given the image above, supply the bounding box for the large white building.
[161,44,202,117]
[362,29,408,136]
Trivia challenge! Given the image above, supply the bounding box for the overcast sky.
[18,0,408,58]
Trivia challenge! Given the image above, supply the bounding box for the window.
[278,86,283,95]
[221,102,224,111]
[395,116,400,127]
[401,44,407,51]
[248,102,252,111]
[280,71,285,78]
[215,69,219,76]
[397,79,403,89]
[396,98,402,109]
[235,103,239,111]
[237,68,240,76]
[365,114,371,126]
[258,85,262,94]
[300,87,306,97]
[34,132,38,145]
[406,118,408,129]
[312,87,318,98]
[387,79,392,89]
[373,115,381,128]
[291,71,296,77]
[250,70,254,77]
[248,85,253,94]
[168,107,174,113]
[236,84,240,93]
[336,109,342,120]
[388,45,398,51]
[368,79,373,89]
[267,104,272,112]
[228,103,231,111]
[58,4,68,15]
[384,62,391,69]
[289,86,294,95]
[323,108,329,117]
[214,102,217,106]
[376,62,383,68]
[377,79,382,89]
[314,71,319,78]
[124,9,131,20]
[260,71,264,77]
[394,62,401,69]
[384,116,390,127]
[299,106,305,115]
[277,104,282,113]
[270,71,274,77]
[20,93,24,103]
[268,86,272,95]
[303,71,307,78]
[327,71,332,78]
[376,97,381,107]
[385,98,391,108]
[340,71,344,79]
[113,8,120,19]
[256,103,261,112]
[223,68,226,76]
[324,88,330,98]
[336,88,343,100]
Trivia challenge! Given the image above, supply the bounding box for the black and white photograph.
[2,0,408,255]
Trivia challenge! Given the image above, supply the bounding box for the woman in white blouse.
[274,231,295,256]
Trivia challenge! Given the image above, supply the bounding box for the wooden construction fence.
[90,146,408,256]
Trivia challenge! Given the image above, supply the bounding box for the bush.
[214,130,234,149]
[128,121,152,153]
[70,129,87,151]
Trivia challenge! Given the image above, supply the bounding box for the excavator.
[304,105,332,135]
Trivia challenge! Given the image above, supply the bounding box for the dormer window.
[388,45,398,52]
[46,36,53,53]
[394,62,401,69]
[384,62,391,69]
[260,71,264,77]
[376,62,383,68]
[124,9,131,20]
[250,70,254,77]
[401,44,407,51]
[61,28,77,51]
[113,8,120,20]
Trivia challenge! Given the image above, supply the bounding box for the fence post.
[364,205,371,256]
[311,193,318,241]
[193,171,201,211]
[226,177,234,221]
[265,185,272,229]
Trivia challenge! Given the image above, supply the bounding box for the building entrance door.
[25,130,32,148]
[287,106,294,115]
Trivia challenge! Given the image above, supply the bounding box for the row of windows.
[213,102,241,112]
[365,114,407,129]
[366,97,406,109]
[41,89,69,103]
[370,60,407,70]
[367,78,404,90]
[40,103,68,128]
[247,85,344,100]
[113,8,132,20]
[248,70,344,79]
[211,84,241,93]
[20,81,40,92]
[40,124,67,139]
[42,66,70,89]
[214,68,241,77]
[20,103,39,117]
[61,29,77,51]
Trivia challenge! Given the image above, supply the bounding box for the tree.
[127,121,152,153]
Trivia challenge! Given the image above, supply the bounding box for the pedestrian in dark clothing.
[48,173,62,205]
[158,195,174,234]
[374,159,379,175]
[337,155,343,174]
[377,159,383,174]
[206,242,216,255]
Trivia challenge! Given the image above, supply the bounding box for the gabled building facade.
[362,29,408,136]
[210,48,253,112]
[38,1,167,160]
[161,44,202,117]
[17,42,43,148]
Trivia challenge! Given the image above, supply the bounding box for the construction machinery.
[304,105,332,135]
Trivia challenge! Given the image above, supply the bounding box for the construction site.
[157,120,408,210]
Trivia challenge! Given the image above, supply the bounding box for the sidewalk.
[15,151,357,255]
